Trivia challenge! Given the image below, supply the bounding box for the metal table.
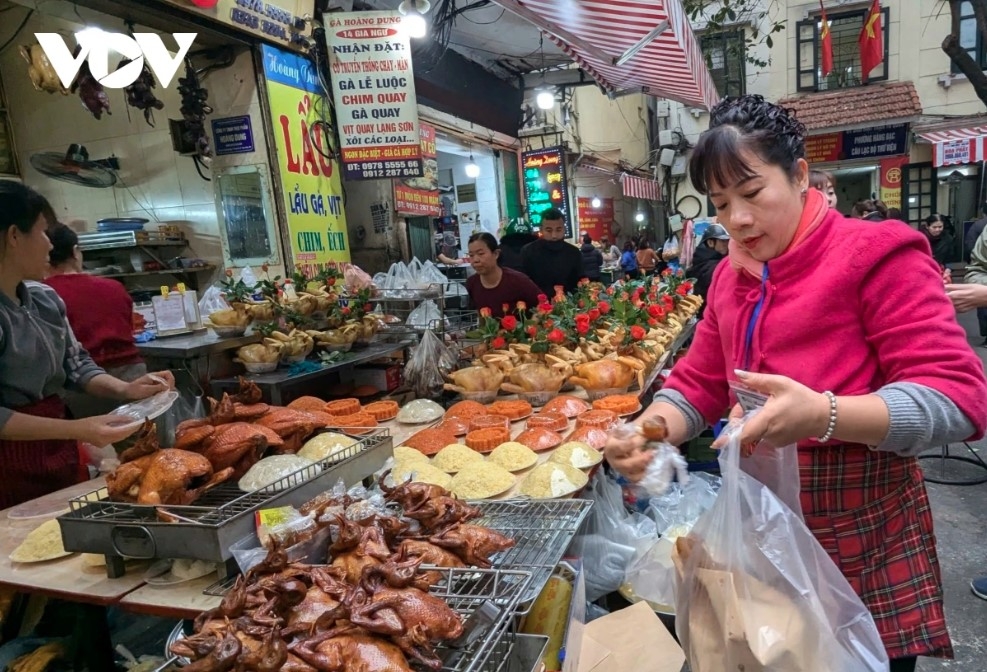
[210,340,416,404]
[136,331,260,359]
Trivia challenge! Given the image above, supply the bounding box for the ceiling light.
[465,152,480,178]
[536,88,555,110]
[635,212,645,222]
[591,196,602,208]
[75,27,107,41]
[398,0,431,39]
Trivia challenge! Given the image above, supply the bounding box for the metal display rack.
[473,498,593,613]
[57,431,393,577]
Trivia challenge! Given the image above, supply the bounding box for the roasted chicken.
[428,524,515,569]
[569,357,644,391]
[499,359,571,394]
[442,365,504,395]
[107,448,233,506]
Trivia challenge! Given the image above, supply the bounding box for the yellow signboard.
[262,45,351,272]
[156,0,314,51]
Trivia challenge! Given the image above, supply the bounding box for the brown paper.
[672,536,838,672]
[578,601,685,672]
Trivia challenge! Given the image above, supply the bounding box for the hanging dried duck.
[69,46,110,119]
[122,59,165,126]
[177,59,213,160]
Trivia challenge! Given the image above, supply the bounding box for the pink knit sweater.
[665,208,987,441]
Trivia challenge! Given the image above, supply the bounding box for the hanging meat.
[177,60,214,160]
[70,46,111,119]
[19,44,69,95]
[121,59,165,126]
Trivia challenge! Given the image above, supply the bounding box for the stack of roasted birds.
[171,481,515,671]
[106,379,331,506]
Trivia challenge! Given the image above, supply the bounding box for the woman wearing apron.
[604,96,987,671]
[0,182,174,509]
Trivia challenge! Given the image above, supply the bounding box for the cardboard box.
[351,363,403,392]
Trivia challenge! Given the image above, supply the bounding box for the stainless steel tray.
[472,498,593,614]
[57,431,393,578]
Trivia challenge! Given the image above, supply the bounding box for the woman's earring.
[800,187,808,195]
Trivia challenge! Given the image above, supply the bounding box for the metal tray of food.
[473,498,593,614]
[57,431,393,578]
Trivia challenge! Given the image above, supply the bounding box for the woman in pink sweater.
[605,96,987,672]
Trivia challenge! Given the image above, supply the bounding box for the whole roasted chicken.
[107,448,233,505]
[498,359,571,394]
[442,365,504,395]
[20,44,68,94]
[569,357,644,391]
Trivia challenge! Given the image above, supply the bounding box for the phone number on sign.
[357,161,420,178]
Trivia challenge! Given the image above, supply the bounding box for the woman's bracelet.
[814,391,837,443]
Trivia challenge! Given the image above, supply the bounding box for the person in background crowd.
[886,207,904,221]
[920,214,955,268]
[635,240,661,276]
[465,232,541,319]
[0,182,176,508]
[809,169,838,209]
[619,241,641,280]
[685,223,731,318]
[497,218,538,273]
[45,226,150,419]
[600,236,621,263]
[521,209,583,295]
[964,205,987,343]
[580,234,603,282]
[436,230,463,265]
[851,199,888,221]
[604,95,987,672]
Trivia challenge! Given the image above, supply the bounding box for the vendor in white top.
[0,182,175,508]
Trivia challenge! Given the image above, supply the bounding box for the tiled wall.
[0,5,281,278]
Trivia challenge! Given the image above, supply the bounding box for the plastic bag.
[662,235,680,261]
[239,266,258,287]
[624,474,721,607]
[673,413,889,672]
[405,329,456,398]
[406,300,443,329]
[609,422,689,499]
[197,286,230,315]
[157,392,202,448]
[566,470,656,601]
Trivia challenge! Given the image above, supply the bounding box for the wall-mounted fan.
[30,144,119,188]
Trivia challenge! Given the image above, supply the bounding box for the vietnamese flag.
[820,1,834,77]
[858,0,884,82]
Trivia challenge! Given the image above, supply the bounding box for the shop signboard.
[261,44,351,271]
[522,146,571,237]
[804,132,842,164]
[393,122,440,216]
[842,123,909,160]
[211,115,255,155]
[879,156,908,210]
[577,197,613,241]
[156,0,314,50]
[325,11,423,181]
[942,139,972,166]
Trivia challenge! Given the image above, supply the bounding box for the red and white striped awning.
[917,126,987,167]
[621,174,661,201]
[492,0,719,111]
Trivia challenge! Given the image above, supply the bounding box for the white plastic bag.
[673,413,889,672]
[566,470,656,601]
[198,286,230,315]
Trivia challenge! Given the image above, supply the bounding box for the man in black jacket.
[522,209,583,296]
[686,223,730,318]
[498,217,538,273]
[579,234,603,282]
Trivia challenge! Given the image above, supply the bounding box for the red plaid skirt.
[0,396,80,510]
[800,444,951,660]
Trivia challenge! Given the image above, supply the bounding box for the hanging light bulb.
[536,88,555,110]
[465,151,480,178]
[635,211,645,223]
[591,196,602,209]
[398,0,431,39]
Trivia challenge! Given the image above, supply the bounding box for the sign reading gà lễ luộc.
[156,0,314,50]
[522,146,571,238]
[261,44,351,271]
[325,11,423,181]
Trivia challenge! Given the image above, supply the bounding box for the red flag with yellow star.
[858,0,883,82]
[820,1,834,77]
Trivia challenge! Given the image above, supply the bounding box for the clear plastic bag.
[157,392,201,448]
[405,329,457,398]
[566,470,656,601]
[609,422,689,498]
[673,413,889,672]
[407,300,442,329]
[197,286,230,315]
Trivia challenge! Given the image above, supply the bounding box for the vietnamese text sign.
[879,155,908,210]
[577,197,613,241]
[394,123,440,216]
[522,146,571,238]
[261,44,350,270]
[843,123,909,160]
[942,139,972,166]
[326,11,422,181]
[211,115,255,155]
[804,132,842,164]
[156,0,314,50]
